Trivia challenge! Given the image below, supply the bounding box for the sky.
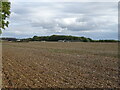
[1,1,118,40]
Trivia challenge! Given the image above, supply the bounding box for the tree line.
[19,35,118,42]
[1,35,118,42]
[21,35,92,42]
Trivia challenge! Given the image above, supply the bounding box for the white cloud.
[2,2,118,40]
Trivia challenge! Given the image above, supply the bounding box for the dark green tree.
[0,0,11,33]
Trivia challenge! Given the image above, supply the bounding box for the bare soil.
[2,42,119,88]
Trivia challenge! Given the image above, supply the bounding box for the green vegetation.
[0,0,11,33]
[1,35,118,42]
[27,35,93,42]
[96,40,118,42]
[21,35,118,42]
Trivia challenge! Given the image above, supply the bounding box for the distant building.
[58,40,65,42]
[16,39,21,42]
[41,41,46,42]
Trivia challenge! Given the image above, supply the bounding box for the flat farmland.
[2,42,119,88]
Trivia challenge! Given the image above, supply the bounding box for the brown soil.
[2,42,119,88]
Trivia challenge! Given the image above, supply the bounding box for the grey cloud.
[2,2,118,40]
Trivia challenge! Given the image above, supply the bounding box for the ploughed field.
[2,42,119,88]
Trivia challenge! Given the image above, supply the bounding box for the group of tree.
[25,35,92,42]
[1,37,17,41]
[1,35,118,42]
[20,35,118,42]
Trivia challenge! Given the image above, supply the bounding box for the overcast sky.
[1,1,118,40]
